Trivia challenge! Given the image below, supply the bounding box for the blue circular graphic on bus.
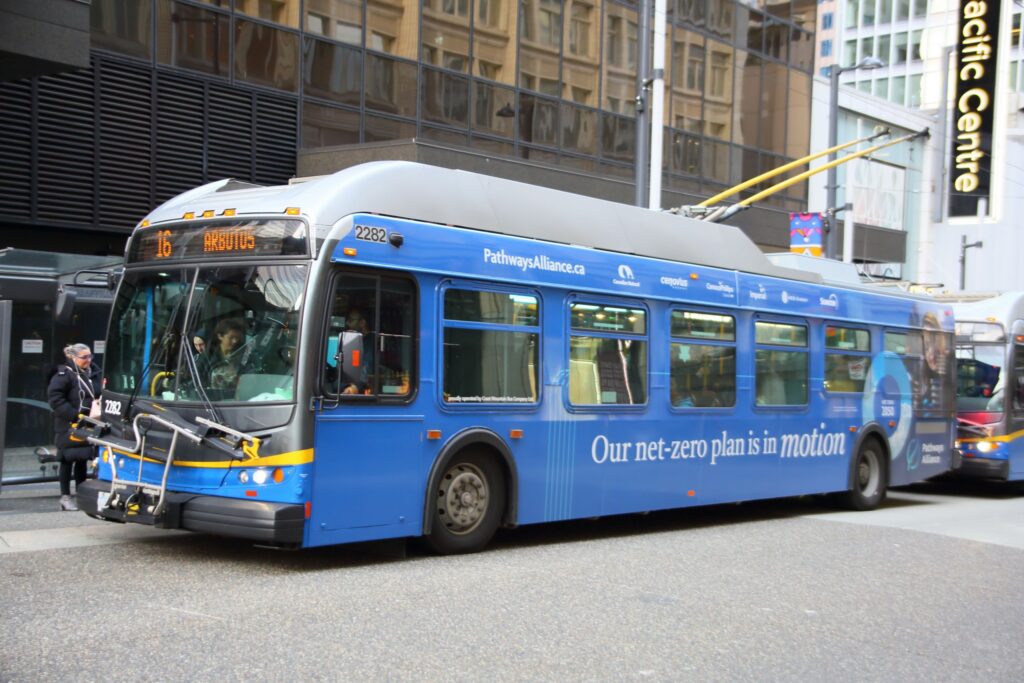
[862,352,913,464]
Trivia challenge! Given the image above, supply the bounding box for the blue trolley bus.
[952,292,1024,484]
[76,162,957,552]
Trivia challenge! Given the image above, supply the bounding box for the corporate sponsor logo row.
[482,247,841,309]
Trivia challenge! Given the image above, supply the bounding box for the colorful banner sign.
[789,212,824,257]
[949,0,1002,218]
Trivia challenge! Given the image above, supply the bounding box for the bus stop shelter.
[0,248,120,489]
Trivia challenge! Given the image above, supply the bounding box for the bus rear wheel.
[424,451,505,554]
[840,439,887,511]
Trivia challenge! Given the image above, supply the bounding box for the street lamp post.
[959,235,983,291]
[825,56,884,259]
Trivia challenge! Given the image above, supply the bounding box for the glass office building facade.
[0,0,817,245]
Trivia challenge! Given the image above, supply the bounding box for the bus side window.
[824,325,870,393]
[323,273,416,399]
[669,309,736,408]
[754,321,808,406]
[568,302,647,406]
[1015,346,1024,413]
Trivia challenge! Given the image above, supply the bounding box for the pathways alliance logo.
[613,264,641,287]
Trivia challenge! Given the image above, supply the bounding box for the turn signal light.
[285,207,301,215]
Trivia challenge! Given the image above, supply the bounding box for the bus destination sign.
[128,219,309,263]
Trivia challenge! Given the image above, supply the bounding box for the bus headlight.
[975,441,995,453]
[238,470,249,484]
[252,469,269,485]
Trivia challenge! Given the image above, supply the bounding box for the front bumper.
[77,479,305,545]
[953,456,1010,481]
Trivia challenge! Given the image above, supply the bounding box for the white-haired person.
[47,343,101,511]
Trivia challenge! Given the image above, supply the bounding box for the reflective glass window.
[569,302,647,406]
[301,101,360,147]
[157,1,230,76]
[602,2,638,112]
[365,53,417,116]
[708,0,733,40]
[863,0,876,26]
[303,37,361,106]
[474,82,517,138]
[366,0,417,59]
[601,112,636,162]
[675,0,706,27]
[234,18,299,92]
[790,28,813,72]
[364,113,417,141]
[561,102,597,155]
[423,0,470,73]
[786,70,810,159]
[235,0,300,27]
[423,68,470,127]
[474,0,515,85]
[734,50,761,148]
[702,139,730,183]
[305,0,362,45]
[518,93,559,147]
[443,289,539,404]
[92,0,153,59]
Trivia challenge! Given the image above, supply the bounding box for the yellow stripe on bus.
[106,447,314,468]
[958,428,1024,444]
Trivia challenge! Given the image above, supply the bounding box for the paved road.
[1,480,1022,681]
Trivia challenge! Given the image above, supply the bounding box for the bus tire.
[424,450,506,555]
[840,438,887,511]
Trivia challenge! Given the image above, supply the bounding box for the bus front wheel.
[424,451,506,554]
[840,439,887,511]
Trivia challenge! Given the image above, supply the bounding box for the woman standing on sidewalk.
[47,343,100,511]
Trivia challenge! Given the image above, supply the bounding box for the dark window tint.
[442,289,539,404]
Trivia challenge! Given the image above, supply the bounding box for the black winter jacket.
[47,361,102,461]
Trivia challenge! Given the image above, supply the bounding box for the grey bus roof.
[951,292,1024,325]
[146,161,821,284]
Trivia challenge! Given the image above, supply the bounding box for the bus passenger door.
[309,270,423,539]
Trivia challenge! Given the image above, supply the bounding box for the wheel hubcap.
[858,450,880,495]
[438,464,488,535]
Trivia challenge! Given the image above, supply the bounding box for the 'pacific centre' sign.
[949,0,1002,218]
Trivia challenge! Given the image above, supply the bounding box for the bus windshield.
[105,264,307,403]
[955,342,1005,414]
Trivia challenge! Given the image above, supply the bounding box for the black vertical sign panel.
[949,0,1002,218]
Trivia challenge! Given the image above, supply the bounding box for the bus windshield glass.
[105,264,307,403]
[955,342,1005,414]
